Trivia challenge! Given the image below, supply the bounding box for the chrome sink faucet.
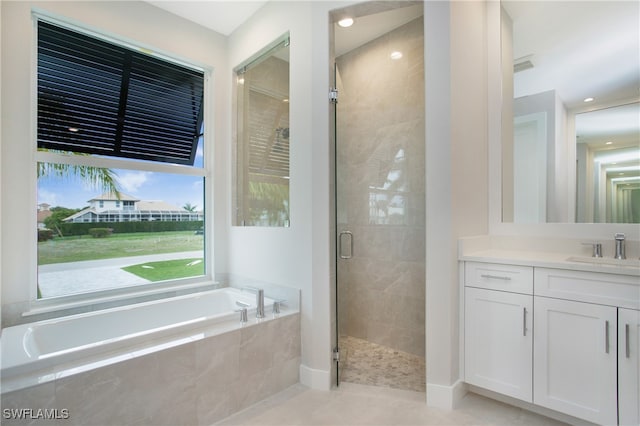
[242,287,265,319]
[614,233,626,260]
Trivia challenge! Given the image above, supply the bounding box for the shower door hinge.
[329,87,338,104]
[332,347,340,362]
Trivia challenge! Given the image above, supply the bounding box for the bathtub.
[1,287,285,392]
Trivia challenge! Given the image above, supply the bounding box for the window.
[35,17,209,300]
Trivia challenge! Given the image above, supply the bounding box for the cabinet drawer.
[464,262,533,294]
[535,268,640,309]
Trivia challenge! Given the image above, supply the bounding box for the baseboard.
[299,364,331,391]
[426,380,468,409]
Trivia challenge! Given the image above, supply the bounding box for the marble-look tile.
[0,382,59,426]
[217,382,569,426]
[195,329,242,425]
[54,342,197,425]
[337,16,425,360]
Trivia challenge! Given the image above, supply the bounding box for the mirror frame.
[487,1,640,240]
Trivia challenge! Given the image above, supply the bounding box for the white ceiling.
[334,4,423,57]
[148,1,422,56]
[502,1,640,110]
[148,1,267,36]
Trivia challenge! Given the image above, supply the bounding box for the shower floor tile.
[339,335,425,392]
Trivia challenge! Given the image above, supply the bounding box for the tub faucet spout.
[614,233,626,260]
[242,287,265,319]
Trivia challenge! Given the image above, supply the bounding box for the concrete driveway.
[38,251,203,298]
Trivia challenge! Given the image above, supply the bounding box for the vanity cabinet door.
[533,297,617,425]
[465,287,533,402]
[619,308,640,426]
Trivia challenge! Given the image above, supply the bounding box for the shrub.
[88,228,113,238]
[38,229,54,242]
[58,220,203,236]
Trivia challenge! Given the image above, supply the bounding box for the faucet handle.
[582,242,603,258]
[235,307,248,323]
[272,299,286,314]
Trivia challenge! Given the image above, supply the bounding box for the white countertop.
[460,248,640,277]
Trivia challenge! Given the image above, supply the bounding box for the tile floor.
[217,382,568,426]
[338,335,425,392]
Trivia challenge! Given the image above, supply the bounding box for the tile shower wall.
[1,314,300,426]
[337,17,425,357]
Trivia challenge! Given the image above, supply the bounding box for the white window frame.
[29,11,215,314]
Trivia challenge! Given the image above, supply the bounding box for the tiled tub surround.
[336,16,425,358]
[1,287,300,425]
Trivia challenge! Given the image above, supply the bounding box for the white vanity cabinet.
[533,297,617,424]
[462,260,640,425]
[464,262,533,402]
[619,308,640,426]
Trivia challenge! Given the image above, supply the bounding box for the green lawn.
[38,231,203,265]
[122,258,204,281]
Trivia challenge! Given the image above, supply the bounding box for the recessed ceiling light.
[605,141,613,145]
[68,127,79,132]
[584,97,595,103]
[338,18,354,28]
[390,51,403,60]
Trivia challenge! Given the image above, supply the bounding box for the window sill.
[23,278,220,318]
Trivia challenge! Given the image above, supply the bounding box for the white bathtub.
[1,287,281,391]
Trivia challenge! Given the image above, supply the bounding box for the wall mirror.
[501,1,639,224]
[233,33,290,227]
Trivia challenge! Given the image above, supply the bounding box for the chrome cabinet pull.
[605,320,610,354]
[626,323,630,358]
[523,307,527,336]
[480,274,512,281]
[339,231,353,259]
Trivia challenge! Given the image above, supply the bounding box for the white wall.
[0,1,228,314]
[425,1,489,406]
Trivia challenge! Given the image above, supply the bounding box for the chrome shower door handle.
[339,231,353,259]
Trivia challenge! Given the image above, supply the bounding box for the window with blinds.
[37,20,204,166]
[35,18,208,301]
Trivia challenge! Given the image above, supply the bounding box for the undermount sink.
[566,256,640,269]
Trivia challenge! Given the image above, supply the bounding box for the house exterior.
[63,192,203,223]
[37,203,52,229]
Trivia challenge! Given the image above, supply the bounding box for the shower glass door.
[334,6,426,391]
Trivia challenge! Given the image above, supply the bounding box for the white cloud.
[37,189,58,205]
[116,171,151,193]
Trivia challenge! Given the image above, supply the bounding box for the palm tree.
[183,202,197,212]
[38,159,121,198]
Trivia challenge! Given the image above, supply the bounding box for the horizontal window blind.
[37,21,204,166]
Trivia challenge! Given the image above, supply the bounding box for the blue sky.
[38,143,205,211]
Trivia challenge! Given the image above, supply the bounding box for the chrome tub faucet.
[242,287,265,319]
[614,233,626,260]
